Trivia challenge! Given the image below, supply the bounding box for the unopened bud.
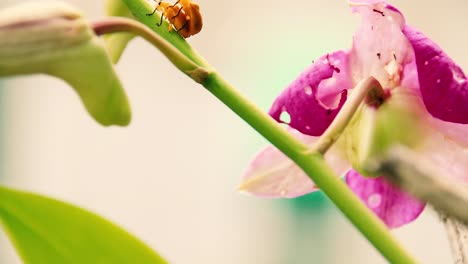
[0,2,131,126]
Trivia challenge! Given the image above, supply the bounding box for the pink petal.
[240,127,350,198]
[428,116,468,148]
[420,129,468,183]
[349,1,403,14]
[345,170,425,228]
[269,51,351,136]
[349,0,387,4]
[403,26,468,124]
[349,1,413,89]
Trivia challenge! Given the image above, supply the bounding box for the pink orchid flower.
[240,0,468,228]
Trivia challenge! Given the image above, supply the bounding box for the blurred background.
[0,0,466,263]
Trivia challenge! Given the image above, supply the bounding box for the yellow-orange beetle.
[147,0,203,38]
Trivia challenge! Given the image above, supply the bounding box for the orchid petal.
[345,170,425,228]
[428,116,468,148]
[420,129,468,183]
[403,26,468,124]
[349,1,412,89]
[269,51,350,136]
[349,1,403,18]
[349,0,387,4]
[240,127,349,198]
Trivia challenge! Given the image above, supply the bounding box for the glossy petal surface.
[345,170,425,228]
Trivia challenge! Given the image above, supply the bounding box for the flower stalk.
[93,17,210,83]
[111,0,418,262]
[202,72,418,264]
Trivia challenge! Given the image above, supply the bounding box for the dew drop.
[304,86,313,96]
[367,194,382,208]
[436,79,441,84]
[424,61,429,66]
[452,68,467,84]
[305,125,311,130]
[280,111,291,124]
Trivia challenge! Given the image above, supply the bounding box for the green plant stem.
[203,73,417,264]
[116,1,418,262]
[92,17,207,82]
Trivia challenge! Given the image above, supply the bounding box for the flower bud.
[0,1,131,126]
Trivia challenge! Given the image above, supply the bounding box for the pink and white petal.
[240,127,350,198]
[345,170,425,228]
[419,129,468,183]
[349,1,412,89]
[403,26,468,124]
[269,51,350,137]
[400,58,421,95]
[239,145,317,198]
[428,117,468,148]
[316,51,354,109]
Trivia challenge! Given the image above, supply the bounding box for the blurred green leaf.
[0,186,168,264]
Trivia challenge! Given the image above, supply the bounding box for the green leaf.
[0,186,168,264]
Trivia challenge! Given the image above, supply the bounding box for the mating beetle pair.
[147,0,203,38]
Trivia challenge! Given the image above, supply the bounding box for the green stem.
[116,1,418,262]
[203,73,417,264]
[92,17,207,82]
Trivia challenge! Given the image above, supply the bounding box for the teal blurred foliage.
[283,191,330,213]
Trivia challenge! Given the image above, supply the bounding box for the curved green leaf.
[0,186,168,264]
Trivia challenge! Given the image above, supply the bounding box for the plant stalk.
[104,2,419,262]
[202,73,417,264]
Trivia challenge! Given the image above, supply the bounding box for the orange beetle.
[147,0,203,38]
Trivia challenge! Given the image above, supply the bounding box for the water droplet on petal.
[436,79,441,84]
[280,111,291,124]
[304,86,312,96]
[367,194,382,208]
[424,61,429,66]
[452,68,467,84]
